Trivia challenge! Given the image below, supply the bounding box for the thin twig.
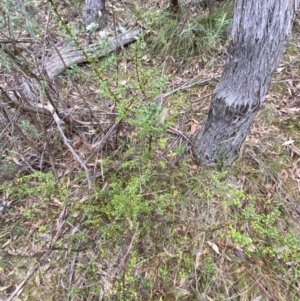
[246,149,286,202]
[6,262,41,301]
[55,118,92,190]
[167,127,191,144]
[0,38,36,44]
[248,273,277,301]
[115,227,138,276]
[42,102,92,190]
[68,253,77,285]
[6,246,54,301]
[85,121,121,164]
[155,77,216,102]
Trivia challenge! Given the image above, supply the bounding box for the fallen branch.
[43,102,92,190]
[45,28,142,78]
[115,227,138,276]
[1,28,142,113]
[1,28,142,178]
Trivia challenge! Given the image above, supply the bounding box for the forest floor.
[1,1,300,300]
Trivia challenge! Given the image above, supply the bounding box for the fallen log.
[45,28,142,79]
[1,27,142,124]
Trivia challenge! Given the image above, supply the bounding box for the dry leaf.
[2,239,11,248]
[282,140,294,146]
[159,108,169,125]
[207,241,220,254]
[0,285,11,291]
[189,121,199,134]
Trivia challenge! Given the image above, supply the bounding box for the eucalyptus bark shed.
[192,0,299,166]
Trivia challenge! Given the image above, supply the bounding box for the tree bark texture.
[83,0,107,29]
[192,0,299,166]
[45,28,141,78]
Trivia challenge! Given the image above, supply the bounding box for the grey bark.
[192,0,300,167]
[1,28,141,116]
[45,28,141,78]
[83,0,107,29]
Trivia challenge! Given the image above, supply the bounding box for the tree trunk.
[192,0,299,167]
[170,0,180,13]
[83,0,107,29]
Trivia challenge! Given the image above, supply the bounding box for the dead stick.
[115,228,138,276]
